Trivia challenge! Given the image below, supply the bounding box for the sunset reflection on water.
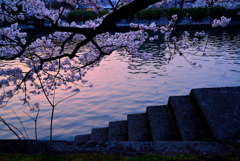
[0,29,240,140]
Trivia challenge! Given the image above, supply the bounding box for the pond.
[0,28,240,140]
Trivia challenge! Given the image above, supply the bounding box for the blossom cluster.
[212,16,231,28]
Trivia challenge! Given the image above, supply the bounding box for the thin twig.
[34,65,55,140]
[8,122,26,139]
[54,92,79,107]
[23,111,34,121]
[11,109,29,139]
[35,109,39,140]
[23,109,40,140]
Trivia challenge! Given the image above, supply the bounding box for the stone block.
[168,96,208,141]
[147,105,177,141]
[127,113,151,141]
[190,86,240,142]
[108,120,128,141]
[74,134,91,141]
[91,127,109,141]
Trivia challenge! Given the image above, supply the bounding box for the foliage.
[187,7,208,21]
[166,7,184,20]
[225,9,239,19]
[136,9,164,21]
[66,8,172,23]
[66,7,239,23]
[209,6,239,19]
[0,153,202,161]
[67,11,109,22]
[67,9,165,23]
[209,6,227,19]
[0,153,235,161]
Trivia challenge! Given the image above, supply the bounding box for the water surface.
[0,28,239,140]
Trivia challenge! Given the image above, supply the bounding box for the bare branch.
[11,109,29,139]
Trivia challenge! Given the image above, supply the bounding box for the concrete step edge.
[108,120,128,141]
[74,134,91,141]
[146,105,178,141]
[189,86,240,143]
[168,95,210,141]
[127,113,151,141]
[91,127,109,142]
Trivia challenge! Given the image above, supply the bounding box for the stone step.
[168,95,208,141]
[108,120,128,141]
[146,105,177,141]
[127,113,151,141]
[91,127,109,142]
[74,134,91,141]
[190,86,240,143]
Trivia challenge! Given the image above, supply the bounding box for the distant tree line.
[66,6,239,23]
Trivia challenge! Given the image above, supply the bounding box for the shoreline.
[21,22,240,33]
[0,139,235,157]
[18,16,240,32]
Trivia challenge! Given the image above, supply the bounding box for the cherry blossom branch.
[0,27,38,60]
[1,0,164,64]
[59,33,76,55]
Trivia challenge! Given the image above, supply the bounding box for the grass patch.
[0,153,236,161]
[0,154,201,161]
[196,136,216,142]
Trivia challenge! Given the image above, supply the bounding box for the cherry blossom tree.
[0,0,233,140]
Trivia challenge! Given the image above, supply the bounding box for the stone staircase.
[75,86,240,143]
